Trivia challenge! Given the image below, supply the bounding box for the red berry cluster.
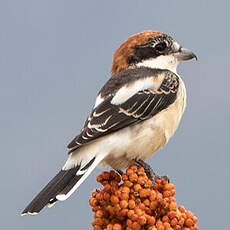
[89,165,198,230]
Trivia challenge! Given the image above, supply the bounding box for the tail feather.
[21,167,79,215]
[58,174,83,195]
[21,153,107,216]
[56,154,106,201]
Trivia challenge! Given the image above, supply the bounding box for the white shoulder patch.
[111,76,164,105]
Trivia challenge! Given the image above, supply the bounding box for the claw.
[134,159,169,185]
[114,169,123,176]
[158,175,170,183]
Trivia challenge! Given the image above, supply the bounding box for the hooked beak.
[174,47,197,61]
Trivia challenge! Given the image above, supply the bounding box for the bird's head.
[111,30,197,75]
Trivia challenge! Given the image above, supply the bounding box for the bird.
[22,30,196,216]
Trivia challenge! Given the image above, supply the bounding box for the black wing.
[67,71,179,153]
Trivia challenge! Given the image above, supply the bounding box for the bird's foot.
[114,169,124,176]
[158,175,170,182]
[134,159,169,185]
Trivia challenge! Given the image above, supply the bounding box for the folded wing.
[68,69,179,153]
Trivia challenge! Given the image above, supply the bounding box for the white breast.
[102,76,187,169]
[150,77,186,142]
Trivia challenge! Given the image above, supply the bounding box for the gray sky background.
[1,0,229,229]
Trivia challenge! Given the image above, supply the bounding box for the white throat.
[136,55,179,74]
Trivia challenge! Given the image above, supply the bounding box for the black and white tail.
[21,155,105,216]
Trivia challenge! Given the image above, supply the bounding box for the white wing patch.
[94,94,105,108]
[111,76,164,105]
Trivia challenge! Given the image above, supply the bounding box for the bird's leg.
[114,169,124,176]
[134,159,169,184]
[134,159,158,184]
[160,175,170,182]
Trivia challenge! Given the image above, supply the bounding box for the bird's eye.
[155,42,167,52]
